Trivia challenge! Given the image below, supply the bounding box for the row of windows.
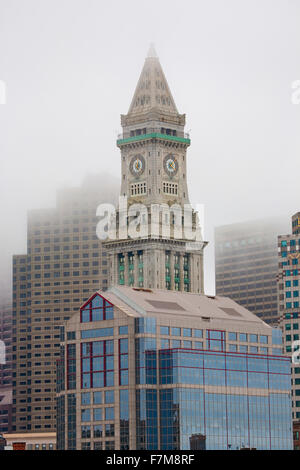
[81,407,114,422]
[163,182,178,195]
[81,424,114,439]
[281,240,299,247]
[130,182,147,196]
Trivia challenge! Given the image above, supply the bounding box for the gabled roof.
[100,286,270,327]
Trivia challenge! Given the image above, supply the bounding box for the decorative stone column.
[124,252,129,286]
[179,252,184,291]
[134,250,139,287]
[170,251,175,290]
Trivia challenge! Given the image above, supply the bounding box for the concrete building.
[0,303,12,389]
[0,388,12,434]
[56,286,292,450]
[0,303,12,433]
[12,175,117,434]
[3,432,56,450]
[215,218,289,325]
[293,421,300,450]
[104,45,207,294]
[277,212,300,421]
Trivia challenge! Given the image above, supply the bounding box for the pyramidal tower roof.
[127,44,179,117]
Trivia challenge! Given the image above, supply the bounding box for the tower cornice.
[117,132,190,148]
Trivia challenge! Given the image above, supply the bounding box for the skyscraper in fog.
[12,175,117,433]
[215,218,289,324]
[278,212,300,421]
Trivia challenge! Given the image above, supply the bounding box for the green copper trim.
[117,133,191,146]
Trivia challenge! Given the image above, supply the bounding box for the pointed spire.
[147,43,158,59]
[127,45,179,117]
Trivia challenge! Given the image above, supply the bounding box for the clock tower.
[104,45,207,293]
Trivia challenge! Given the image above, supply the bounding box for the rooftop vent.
[145,300,185,311]
[220,307,241,317]
[133,288,153,293]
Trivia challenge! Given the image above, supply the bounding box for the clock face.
[130,155,145,177]
[164,155,178,176]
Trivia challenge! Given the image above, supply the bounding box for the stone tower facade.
[104,46,207,293]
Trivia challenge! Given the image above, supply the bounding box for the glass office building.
[278,212,300,421]
[57,286,293,450]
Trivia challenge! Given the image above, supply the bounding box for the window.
[119,326,128,335]
[67,344,76,390]
[130,182,147,196]
[105,391,114,404]
[206,330,225,351]
[81,425,91,439]
[260,335,268,344]
[160,326,169,335]
[163,182,178,195]
[193,329,203,338]
[80,294,114,323]
[105,424,115,437]
[183,328,192,337]
[94,408,102,421]
[81,409,91,422]
[81,328,113,339]
[171,327,181,336]
[119,338,128,386]
[81,392,90,405]
[94,424,103,438]
[81,340,114,389]
[249,334,258,343]
[93,392,102,404]
[228,332,237,341]
[105,407,114,420]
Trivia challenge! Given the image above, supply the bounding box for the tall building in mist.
[12,175,118,434]
[278,212,300,421]
[0,302,13,433]
[215,218,289,325]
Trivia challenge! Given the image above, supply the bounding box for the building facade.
[3,432,56,450]
[215,218,289,325]
[12,175,117,433]
[56,286,292,450]
[104,45,207,294]
[278,212,300,422]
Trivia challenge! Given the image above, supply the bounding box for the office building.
[215,218,289,324]
[0,302,12,433]
[278,212,300,421]
[12,175,117,433]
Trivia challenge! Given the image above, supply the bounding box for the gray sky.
[0,0,300,298]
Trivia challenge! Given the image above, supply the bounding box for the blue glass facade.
[58,295,293,450]
[157,349,292,450]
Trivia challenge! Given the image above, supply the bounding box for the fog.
[0,0,299,299]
